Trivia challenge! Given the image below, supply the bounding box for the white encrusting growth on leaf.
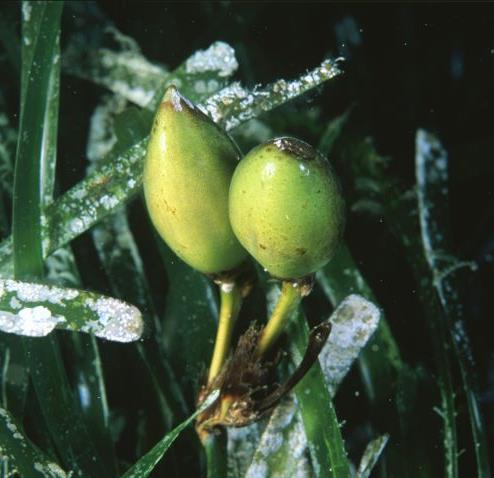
[86,94,127,164]
[227,424,263,478]
[22,2,32,22]
[200,57,343,131]
[33,462,67,478]
[0,406,24,440]
[416,129,448,268]
[416,129,477,288]
[2,278,79,304]
[0,307,62,337]
[83,297,143,342]
[99,194,119,210]
[185,41,239,78]
[243,398,311,478]
[319,294,380,396]
[0,279,143,342]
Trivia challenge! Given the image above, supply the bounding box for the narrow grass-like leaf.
[201,57,342,131]
[349,136,458,477]
[203,431,228,478]
[289,313,352,478]
[13,1,62,279]
[20,2,59,206]
[0,278,143,342]
[357,434,389,478]
[0,406,66,478]
[249,294,379,478]
[317,109,352,157]
[0,57,343,277]
[0,192,8,240]
[39,44,59,205]
[122,390,220,478]
[416,130,490,477]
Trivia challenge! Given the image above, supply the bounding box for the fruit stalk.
[256,280,304,356]
[208,281,242,384]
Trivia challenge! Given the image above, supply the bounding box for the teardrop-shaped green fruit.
[143,86,247,275]
[229,137,345,279]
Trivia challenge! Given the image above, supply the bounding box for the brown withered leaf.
[196,320,331,438]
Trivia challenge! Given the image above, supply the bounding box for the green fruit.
[229,137,345,279]
[143,86,247,275]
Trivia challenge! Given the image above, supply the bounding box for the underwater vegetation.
[0,2,493,477]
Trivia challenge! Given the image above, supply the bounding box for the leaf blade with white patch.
[416,129,490,478]
[0,278,143,342]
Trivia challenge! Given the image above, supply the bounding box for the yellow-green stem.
[257,280,303,356]
[207,283,242,385]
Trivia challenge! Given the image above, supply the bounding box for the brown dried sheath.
[256,320,331,413]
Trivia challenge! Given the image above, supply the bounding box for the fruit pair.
[143,86,345,434]
[143,86,345,283]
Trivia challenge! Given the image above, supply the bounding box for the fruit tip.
[271,137,317,161]
[162,84,186,112]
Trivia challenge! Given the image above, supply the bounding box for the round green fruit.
[143,86,247,275]
[229,137,345,279]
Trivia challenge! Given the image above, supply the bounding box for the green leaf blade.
[289,315,351,478]
[122,390,219,478]
[13,1,63,280]
[416,130,491,478]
